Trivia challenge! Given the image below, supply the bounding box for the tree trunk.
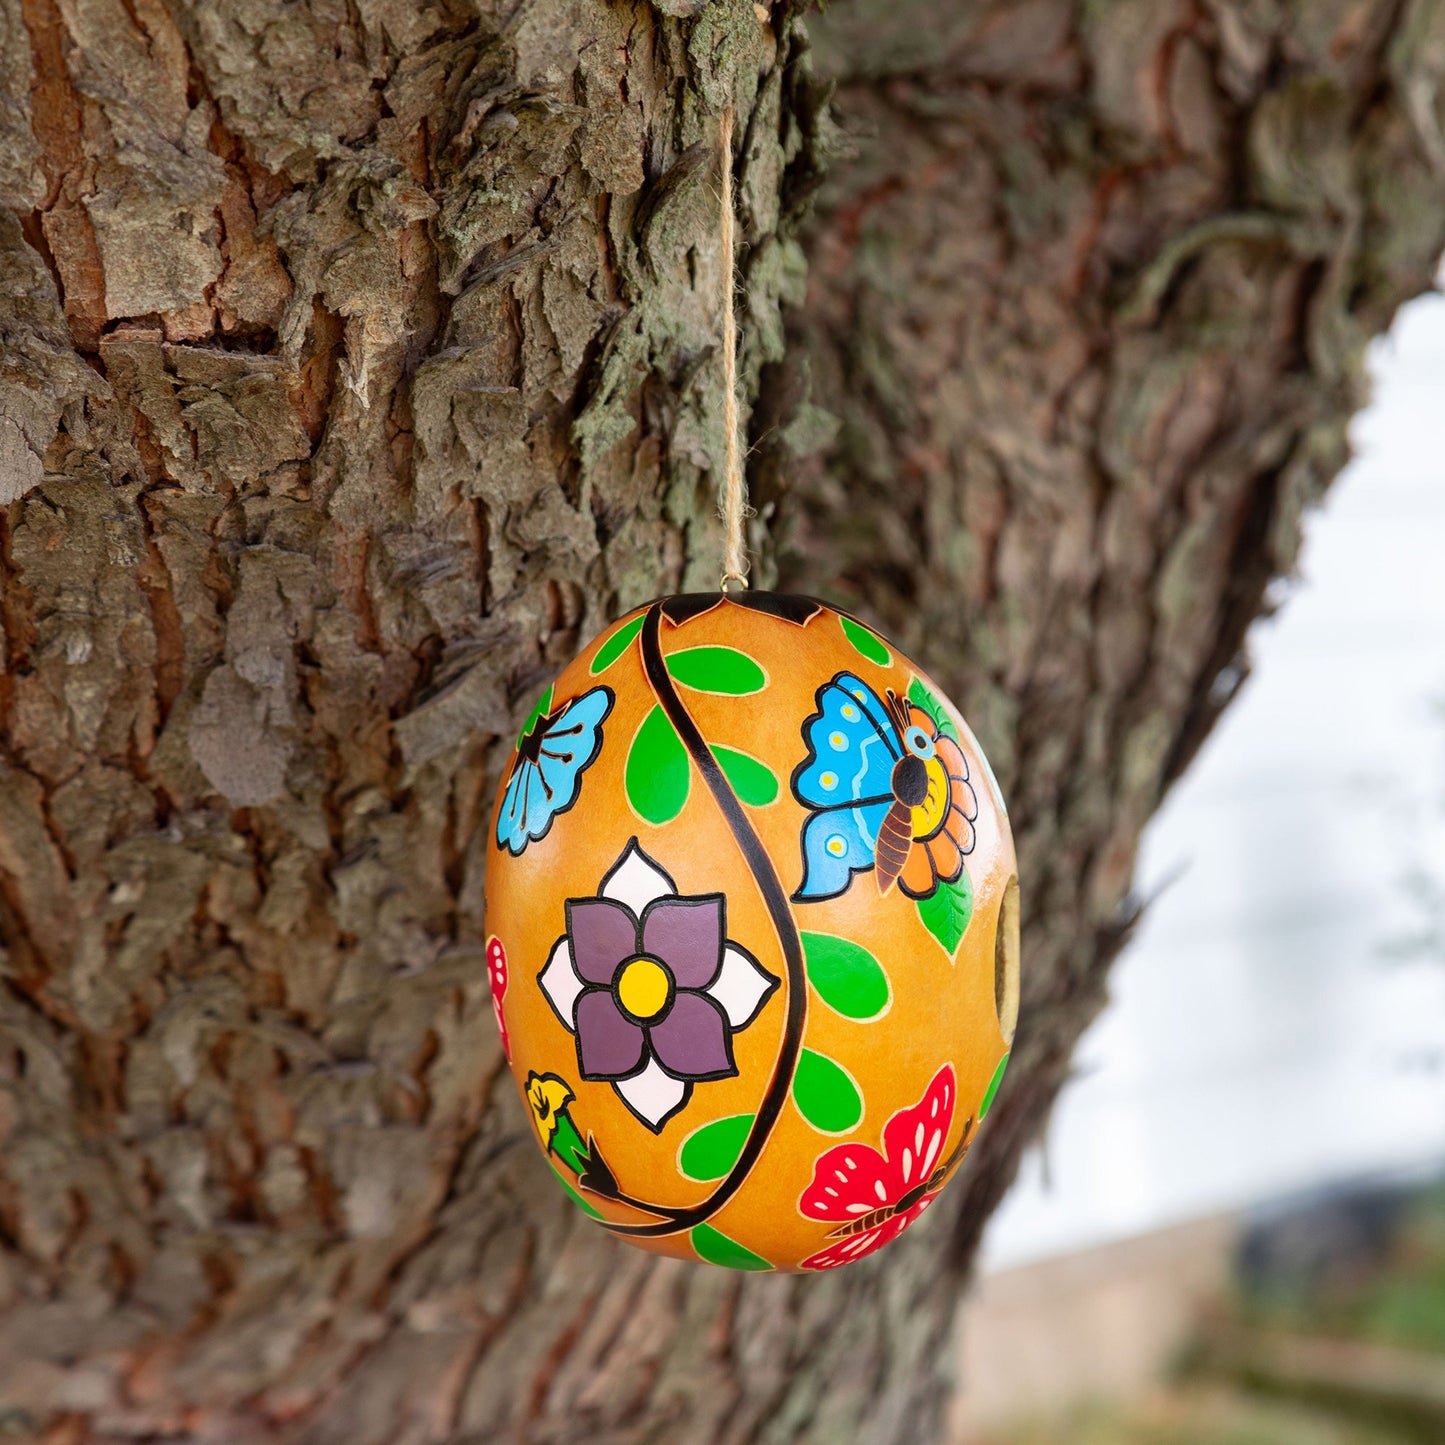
[0,1,1441,1441]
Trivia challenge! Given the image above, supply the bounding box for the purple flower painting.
[538,840,780,1131]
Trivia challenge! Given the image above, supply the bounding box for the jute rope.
[718,106,750,593]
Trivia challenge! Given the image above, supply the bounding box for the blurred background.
[950,287,1445,1441]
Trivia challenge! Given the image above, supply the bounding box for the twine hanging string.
[717,106,750,594]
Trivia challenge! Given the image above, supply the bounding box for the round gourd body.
[486,592,1019,1273]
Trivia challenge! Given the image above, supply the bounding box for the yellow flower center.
[910,756,950,839]
[617,956,671,1021]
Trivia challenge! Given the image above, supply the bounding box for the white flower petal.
[538,937,582,1031]
[613,1057,688,1131]
[707,944,778,1029]
[600,839,674,917]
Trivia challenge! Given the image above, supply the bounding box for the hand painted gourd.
[486,592,1019,1272]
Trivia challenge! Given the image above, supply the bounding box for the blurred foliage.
[998,1388,1403,1445]
[1239,1188,1445,1355]
[993,1187,1445,1445]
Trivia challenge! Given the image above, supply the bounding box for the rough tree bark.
[1,1,1442,1442]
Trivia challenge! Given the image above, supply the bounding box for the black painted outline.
[588,603,808,1237]
[657,590,896,638]
[494,685,615,856]
[659,591,825,628]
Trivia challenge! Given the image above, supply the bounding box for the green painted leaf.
[907,674,960,743]
[801,932,891,1022]
[712,745,779,806]
[980,1052,1009,1121]
[552,1114,589,1176]
[917,872,974,959]
[666,646,766,695]
[589,614,644,675]
[840,615,891,666]
[515,683,553,750]
[691,1222,772,1271]
[551,1166,603,1219]
[792,1048,864,1134]
[679,1113,755,1182]
[625,705,690,824]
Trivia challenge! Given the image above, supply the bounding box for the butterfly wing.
[796,798,892,902]
[533,686,612,814]
[792,673,902,901]
[793,672,900,808]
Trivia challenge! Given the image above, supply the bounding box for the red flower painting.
[798,1064,968,1270]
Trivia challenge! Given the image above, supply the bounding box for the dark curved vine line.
[592,601,809,1239]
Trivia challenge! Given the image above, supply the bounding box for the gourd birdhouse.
[485,592,1019,1272]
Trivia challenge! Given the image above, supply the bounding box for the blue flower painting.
[496,685,614,855]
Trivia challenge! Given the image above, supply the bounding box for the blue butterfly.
[791,673,897,900]
[791,671,972,902]
[496,685,614,856]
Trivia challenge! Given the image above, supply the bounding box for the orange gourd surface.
[486,593,1019,1272]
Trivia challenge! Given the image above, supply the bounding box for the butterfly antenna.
[885,689,910,734]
